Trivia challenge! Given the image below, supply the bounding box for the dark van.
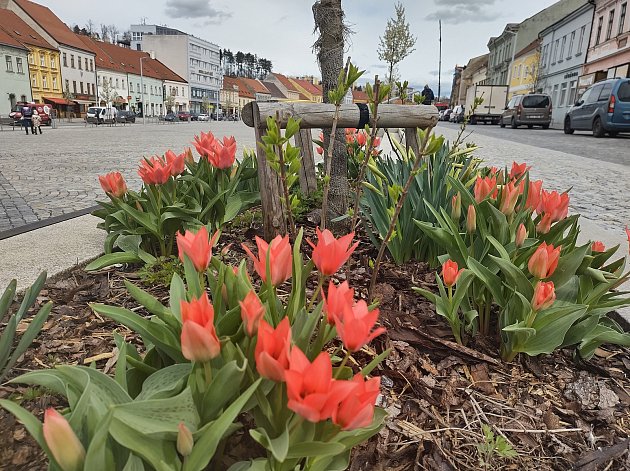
[500,94,552,129]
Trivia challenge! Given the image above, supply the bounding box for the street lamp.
[139,51,155,125]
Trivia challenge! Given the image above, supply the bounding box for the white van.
[86,106,117,125]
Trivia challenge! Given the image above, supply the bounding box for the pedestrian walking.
[421,84,435,105]
[32,110,42,135]
[21,104,34,135]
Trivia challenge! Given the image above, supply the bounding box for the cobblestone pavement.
[1,120,629,236]
[436,123,630,235]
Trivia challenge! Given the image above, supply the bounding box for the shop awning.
[43,97,75,105]
[73,99,95,105]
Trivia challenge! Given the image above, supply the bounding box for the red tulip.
[316,132,325,155]
[43,408,85,471]
[356,130,367,147]
[207,136,236,169]
[333,300,385,352]
[591,241,605,252]
[466,204,476,233]
[240,290,265,337]
[285,347,356,422]
[372,136,382,149]
[489,166,499,176]
[98,171,127,198]
[516,223,527,248]
[523,179,543,211]
[255,318,291,382]
[538,190,569,222]
[531,281,556,311]
[509,161,529,179]
[180,292,220,362]
[323,280,354,325]
[474,176,498,203]
[307,228,358,276]
[165,150,186,176]
[193,131,216,157]
[176,226,218,272]
[242,235,293,286]
[138,156,172,185]
[528,242,561,279]
[499,180,520,216]
[332,374,380,430]
[442,260,464,287]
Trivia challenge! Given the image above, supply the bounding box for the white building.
[130,24,221,114]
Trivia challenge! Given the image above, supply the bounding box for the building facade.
[539,2,595,127]
[0,31,31,114]
[508,40,541,99]
[583,0,630,88]
[130,24,221,114]
[456,54,488,106]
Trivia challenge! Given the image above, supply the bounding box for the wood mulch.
[1,221,629,470]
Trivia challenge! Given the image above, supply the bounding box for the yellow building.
[508,40,541,99]
[0,10,63,103]
[289,77,323,103]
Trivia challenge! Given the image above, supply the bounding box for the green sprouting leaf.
[135,363,192,401]
[250,424,290,462]
[86,252,143,271]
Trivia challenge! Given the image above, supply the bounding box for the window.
[552,84,559,106]
[143,84,147,93]
[585,85,601,103]
[16,57,23,73]
[72,80,76,93]
[28,53,33,64]
[122,80,125,90]
[598,82,613,101]
[80,82,84,94]
[65,79,69,92]
[85,58,88,70]
[5,55,13,72]
[32,75,37,87]
[129,82,133,92]
[78,55,82,69]
[559,82,567,106]
[552,39,559,63]
[596,16,603,44]
[52,76,57,89]
[606,10,615,40]
[109,77,112,85]
[90,59,93,71]
[577,25,586,54]
[42,75,47,88]
[568,80,577,106]
[50,56,55,68]
[618,81,630,101]
[40,53,45,67]
[70,54,75,68]
[63,52,67,67]
[620,3,627,35]
[522,95,550,108]
[559,36,566,61]
[568,31,575,58]
[115,78,119,88]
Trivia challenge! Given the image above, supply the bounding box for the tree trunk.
[313,0,348,232]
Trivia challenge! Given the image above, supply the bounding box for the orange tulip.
[538,190,569,222]
[176,226,218,272]
[207,136,236,169]
[316,132,324,155]
[332,374,380,430]
[285,347,356,422]
[242,235,293,286]
[333,300,385,352]
[474,176,497,203]
[98,171,127,198]
[138,156,172,185]
[509,161,529,179]
[591,241,605,252]
[239,290,265,336]
[307,228,358,276]
[43,408,85,471]
[466,204,476,234]
[499,180,520,216]
[528,242,561,279]
[442,260,464,287]
[323,280,354,325]
[165,150,186,176]
[255,318,291,382]
[536,213,553,234]
[531,281,556,311]
[193,130,216,157]
[180,292,220,362]
[516,223,527,248]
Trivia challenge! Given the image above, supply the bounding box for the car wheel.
[563,117,574,134]
[500,119,505,128]
[592,117,605,138]
[511,117,518,129]
[527,124,534,129]
[542,124,549,130]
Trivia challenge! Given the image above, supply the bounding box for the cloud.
[425,0,500,24]
[165,0,230,24]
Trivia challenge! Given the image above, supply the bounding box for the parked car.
[226,114,239,121]
[86,107,117,125]
[115,110,136,123]
[500,94,552,129]
[164,112,177,122]
[10,103,52,126]
[450,105,465,123]
[177,111,191,121]
[441,109,453,121]
[564,78,630,137]
[211,113,224,121]
[197,113,210,121]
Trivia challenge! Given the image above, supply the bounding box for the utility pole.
[438,19,442,101]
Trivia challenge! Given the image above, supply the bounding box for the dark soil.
[1,222,629,470]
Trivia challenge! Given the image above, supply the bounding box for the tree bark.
[313,0,348,231]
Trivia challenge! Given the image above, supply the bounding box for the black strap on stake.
[356,103,370,130]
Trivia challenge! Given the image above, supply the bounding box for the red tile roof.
[240,77,270,95]
[0,25,28,50]
[222,75,240,91]
[13,0,93,53]
[273,73,299,92]
[292,78,321,97]
[0,9,54,50]
[75,34,186,82]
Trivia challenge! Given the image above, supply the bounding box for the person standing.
[31,110,42,135]
[21,104,34,135]
[421,84,435,105]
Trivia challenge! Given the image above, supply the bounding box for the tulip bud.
[442,260,463,288]
[466,205,476,233]
[43,408,85,471]
[451,193,461,220]
[531,281,556,311]
[591,241,605,252]
[516,224,527,247]
[177,422,194,457]
[528,242,561,279]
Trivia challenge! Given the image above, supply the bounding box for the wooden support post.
[253,104,287,240]
[293,129,317,196]
[405,127,421,159]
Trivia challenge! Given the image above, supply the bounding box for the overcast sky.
[36,0,560,97]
